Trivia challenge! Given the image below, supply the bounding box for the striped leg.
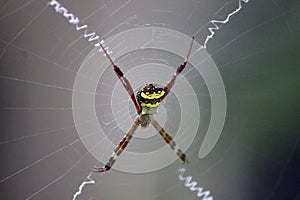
[97,41,141,114]
[150,116,189,164]
[113,65,141,114]
[163,36,194,99]
[93,117,140,172]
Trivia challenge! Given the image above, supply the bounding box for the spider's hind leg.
[150,116,189,164]
[93,117,140,173]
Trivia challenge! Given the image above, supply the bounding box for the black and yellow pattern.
[136,83,165,114]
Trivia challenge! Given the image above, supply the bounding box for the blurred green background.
[0,0,299,199]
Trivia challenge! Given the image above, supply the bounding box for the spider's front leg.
[97,41,141,114]
[113,65,141,114]
[150,116,189,164]
[163,36,194,99]
[93,116,140,172]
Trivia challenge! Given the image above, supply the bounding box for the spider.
[93,36,195,172]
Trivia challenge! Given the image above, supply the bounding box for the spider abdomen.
[136,83,165,115]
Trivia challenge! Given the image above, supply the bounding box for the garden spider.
[93,36,195,172]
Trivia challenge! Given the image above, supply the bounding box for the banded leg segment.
[98,41,141,114]
[113,65,141,114]
[93,117,140,172]
[163,36,195,99]
[150,116,188,164]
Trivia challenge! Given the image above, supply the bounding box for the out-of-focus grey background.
[0,0,299,199]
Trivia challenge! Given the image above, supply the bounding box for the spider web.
[1,0,300,200]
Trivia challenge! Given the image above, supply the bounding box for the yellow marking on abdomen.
[141,91,165,99]
[141,101,162,108]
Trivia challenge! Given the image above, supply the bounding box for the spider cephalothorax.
[136,83,165,115]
